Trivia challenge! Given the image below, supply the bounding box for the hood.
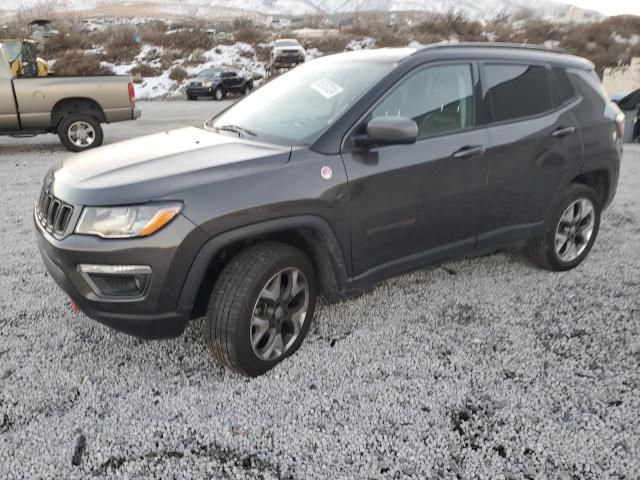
[188,77,217,84]
[52,127,291,206]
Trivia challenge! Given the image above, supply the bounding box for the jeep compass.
[35,44,623,376]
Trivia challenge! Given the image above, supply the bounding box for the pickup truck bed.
[0,47,140,151]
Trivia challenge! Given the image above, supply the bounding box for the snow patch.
[346,37,376,51]
[101,42,266,100]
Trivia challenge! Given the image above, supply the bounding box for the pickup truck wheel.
[187,94,197,101]
[526,184,601,271]
[213,87,225,101]
[206,242,317,376]
[58,114,103,152]
[242,84,252,95]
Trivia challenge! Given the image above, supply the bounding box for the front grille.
[36,188,73,235]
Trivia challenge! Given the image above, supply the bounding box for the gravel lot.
[1,101,639,479]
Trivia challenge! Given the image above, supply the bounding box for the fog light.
[78,264,151,298]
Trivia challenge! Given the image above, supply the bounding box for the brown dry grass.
[33,10,640,85]
[129,63,162,79]
[234,26,267,45]
[52,51,113,76]
[305,35,350,54]
[168,66,188,82]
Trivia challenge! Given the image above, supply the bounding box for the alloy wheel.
[554,198,595,262]
[68,121,96,148]
[250,268,309,361]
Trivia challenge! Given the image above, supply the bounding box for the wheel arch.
[538,166,612,242]
[178,216,350,319]
[570,169,611,209]
[51,97,106,130]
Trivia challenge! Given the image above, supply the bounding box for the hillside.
[2,0,604,22]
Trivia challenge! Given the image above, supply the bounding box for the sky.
[557,0,640,16]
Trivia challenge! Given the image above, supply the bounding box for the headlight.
[204,81,213,87]
[75,202,182,238]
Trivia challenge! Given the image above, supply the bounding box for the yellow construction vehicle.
[0,39,49,77]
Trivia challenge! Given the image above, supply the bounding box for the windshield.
[197,69,221,78]
[275,40,300,47]
[209,57,394,145]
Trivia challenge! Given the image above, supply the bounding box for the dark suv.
[185,68,253,101]
[35,44,623,376]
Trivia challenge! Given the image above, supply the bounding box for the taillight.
[128,81,135,104]
[615,111,625,140]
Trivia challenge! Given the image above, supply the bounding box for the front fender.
[176,215,350,314]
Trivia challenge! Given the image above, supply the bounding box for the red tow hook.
[70,301,81,313]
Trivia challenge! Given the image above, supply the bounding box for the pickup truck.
[185,68,253,101]
[0,46,140,152]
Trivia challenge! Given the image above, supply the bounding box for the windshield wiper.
[215,124,257,138]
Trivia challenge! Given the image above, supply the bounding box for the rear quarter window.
[552,67,576,105]
[483,64,554,123]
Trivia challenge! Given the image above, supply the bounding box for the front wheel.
[206,242,317,376]
[526,184,601,271]
[58,114,103,152]
[213,87,225,101]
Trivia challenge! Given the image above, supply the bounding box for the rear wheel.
[187,94,197,101]
[58,114,103,152]
[526,184,601,271]
[206,242,317,376]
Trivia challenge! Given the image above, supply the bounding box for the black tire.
[57,113,103,152]
[187,94,197,101]
[206,242,317,376]
[242,83,252,95]
[526,183,601,271]
[213,87,225,101]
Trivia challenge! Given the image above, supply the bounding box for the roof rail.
[417,42,568,55]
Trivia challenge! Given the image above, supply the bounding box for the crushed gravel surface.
[0,102,639,479]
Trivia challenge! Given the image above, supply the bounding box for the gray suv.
[35,44,623,376]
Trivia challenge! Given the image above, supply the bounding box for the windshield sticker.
[310,78,344,99]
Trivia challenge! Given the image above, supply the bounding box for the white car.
[269,39,305,75]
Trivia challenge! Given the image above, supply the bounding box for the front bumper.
[35,212,208,339]
[185,86,213,97]
[272,56,305,68]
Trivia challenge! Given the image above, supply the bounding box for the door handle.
[452,145,486,159]
[551,126,575,138]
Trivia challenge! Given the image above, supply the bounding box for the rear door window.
[483,64,554,122]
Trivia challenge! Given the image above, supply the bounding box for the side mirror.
[356,116,418,147]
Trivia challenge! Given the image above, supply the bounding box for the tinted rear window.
[618,89,640,111]
[552,67,576,105]
[484,64,554,122]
